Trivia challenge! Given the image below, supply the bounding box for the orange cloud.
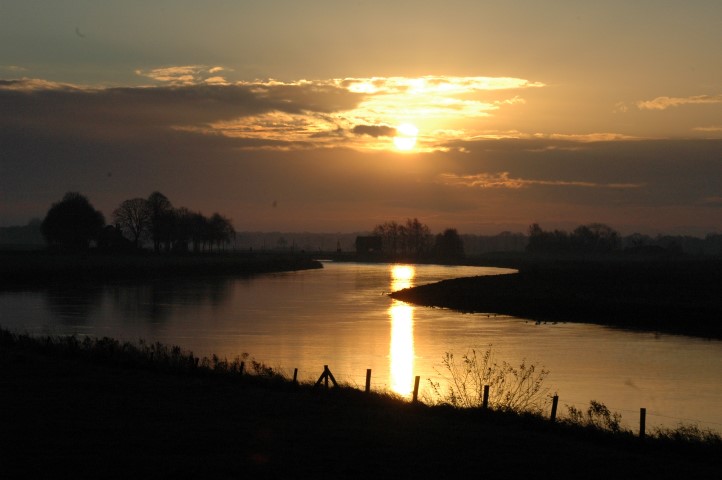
[438,172,644,189]
[637,94,722,110]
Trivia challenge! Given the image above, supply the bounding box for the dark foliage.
[41,192,105,251]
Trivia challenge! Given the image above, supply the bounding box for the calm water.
[1,261,721,432]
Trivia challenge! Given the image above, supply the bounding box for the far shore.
[390,255,722,340]
[0,250,323,287]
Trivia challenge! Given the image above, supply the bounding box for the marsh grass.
[428,347,551,413]
[0,328,284,383]
[565,400,627,434]
[3,327,720,453]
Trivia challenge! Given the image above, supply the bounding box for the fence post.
[639,408,646,439]
[550,395,559,422]
[293,368,298,385]
[324,365,329,388]
[482,385,490,410]
[239,361,245,376]
[365,369,372,393]
[412,376,421,403]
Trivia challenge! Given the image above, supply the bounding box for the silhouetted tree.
[372,218,432,257]
[373,221,403,256]
[147,191,173,253]
[404,218,431,256]
[189,212,209,252]
[434,228,465,259]
[112,198,150,249]
[41,192,105,251]
[209,213,235,251]
[571,223,620,253]
[171,207,194,252]
[527,223,620,254]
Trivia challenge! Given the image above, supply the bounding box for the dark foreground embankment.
[1,330,720,479]
[390,257,722,339]
[0,251,322,287]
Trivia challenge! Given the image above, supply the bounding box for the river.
[1,261,721,433]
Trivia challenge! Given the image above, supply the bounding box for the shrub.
[428,347,551,413]
[565,400,627,433]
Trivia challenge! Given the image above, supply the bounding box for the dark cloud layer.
[352,124,397,138]
[0,79,362,141]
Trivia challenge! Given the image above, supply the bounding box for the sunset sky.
[2,1,721,235]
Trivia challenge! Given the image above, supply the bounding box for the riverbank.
[390,256,722,339]
[0,251,323,287]
[1,330,720,479]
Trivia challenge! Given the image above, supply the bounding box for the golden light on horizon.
[393,123,419,151]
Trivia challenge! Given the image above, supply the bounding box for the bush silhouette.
[41,192,105,251]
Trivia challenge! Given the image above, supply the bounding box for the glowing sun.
[393,123,418,151]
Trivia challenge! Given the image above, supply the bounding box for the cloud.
[438,172,644,189]
[1,73,547,152]
[352,124,397,137]
[0,65,27,73]
[135,65,231,85]
[693,126,722,133]
[0,78,363,145]
[637,94,722,111]
[338,76,545,95]
[702,196,722,207]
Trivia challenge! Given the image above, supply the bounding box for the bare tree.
[209,213,235,251]
[112,198,150,249]
[147,191,173,253]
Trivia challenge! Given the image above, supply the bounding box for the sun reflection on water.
[389,265,416,396]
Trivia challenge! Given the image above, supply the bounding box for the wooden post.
[313,365,338,389]
[365,369,372,393]
[482,385,490,410]
[550,395,559,422]
[639,408,646,439]
[412,376,421,403]
[293,368,298,385]
[239,361,245,376]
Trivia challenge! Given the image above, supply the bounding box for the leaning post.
[365,369,372,393]
[550,395,559,422]
[412,376,421,403]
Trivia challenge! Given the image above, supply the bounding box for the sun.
[393,123,419,151]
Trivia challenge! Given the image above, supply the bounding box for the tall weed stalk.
[429,347,551,413]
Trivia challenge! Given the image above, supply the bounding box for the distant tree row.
[527,223,621,254]
[40,191,235,252]
[364,218,465,260]
[113,192,235,253]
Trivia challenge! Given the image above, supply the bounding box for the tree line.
[360,218,465,260]
[41,191,235,253]
[526,223,621,254]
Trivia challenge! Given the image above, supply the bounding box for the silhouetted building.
[355,235,383,254]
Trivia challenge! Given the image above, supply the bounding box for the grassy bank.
[1,330,720,479]
[390,256,722,339]
[0,251,322,287]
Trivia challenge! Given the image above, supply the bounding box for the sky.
[1,1,721,235]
